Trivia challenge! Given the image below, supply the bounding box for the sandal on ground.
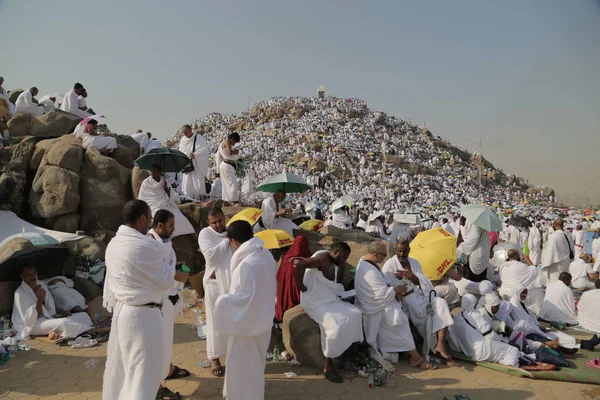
[409,357,437,370]
[165,365,191,380]
[156,386,181,400]
[210,362,225,377]
[435,352,462,367]
[322,370,344,383]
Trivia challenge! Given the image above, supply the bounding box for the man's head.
[136,129,143,133]
[507,248,521,262]
[367,240,388,265]
[459,216,466,226]
[122,199,152,235]
[181,124,193,138]
[147,132,152,139]
[0,76,4,86]
[329,242,351,265]
[30,87,39,97]
[580,253,591,263]
[520,288,529,301]
[211,171,219,181]
[442,218,449,224]
[87,119,98,133]
[227,220,254,250]
[150,164,162,181]
[228,132,241,144]
[576,224,583,231]
[207,207,226,233]
[553,218,564,231]
[20,265,38,286]
[74,82,85,95]
[152,209,175,239]
[395,238,410,262]
[274,189,286,203]
[559,272,572,287]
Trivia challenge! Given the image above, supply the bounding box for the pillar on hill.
[317,86,325,99]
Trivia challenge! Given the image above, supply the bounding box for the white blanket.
[137,175,195,237]
[539,280,578,325]
[578,289,600,333]
[179,133,210,199]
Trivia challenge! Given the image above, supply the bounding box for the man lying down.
[11,265,103,341]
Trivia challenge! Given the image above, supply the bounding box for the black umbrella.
[508,216,532,229]
[0,246,71,281]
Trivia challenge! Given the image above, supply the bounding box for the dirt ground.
[2,290,600,400]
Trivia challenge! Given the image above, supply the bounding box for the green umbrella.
[134,148,190,173]
[460,204,502,232]
[256,173,311,193]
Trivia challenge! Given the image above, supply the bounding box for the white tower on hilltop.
[317,85,325,99]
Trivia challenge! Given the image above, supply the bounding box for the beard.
[213,226,226,234]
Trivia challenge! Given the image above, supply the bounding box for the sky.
[1,0,599,205]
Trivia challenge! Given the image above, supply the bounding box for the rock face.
[282,305,326,369]
[132,166,149,199]
[29,110,82,138]
[6,112,31,138]
[7,89,23,104]
[0,136,40,214]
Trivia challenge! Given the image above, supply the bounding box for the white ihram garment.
[102,225,175,400]
[539,280,578,325]
[179,133,209,199]
[11,280,92,341]
[528,226,543,265]
[457,225,490,276]
[0,87,16,114]
[216,141,239,203]
[382,256,453,353]
[60,89,92,118]
[214,238,277,400]
[354,259,416,353]
[80,133,117,153]
[541,231,572,284]
[42,276,87,312]
[569,259,595,290]
[15,90,42,117]
[147,228,180,379]
[198,227,233,360]
[300,267,363,358]
[578,289,600,333]
[131,132,149,154]
[137,175,195,237]
[261,196,299,235]
[448,295,520,367]
[497,260,544,315]
[573,230,586,260]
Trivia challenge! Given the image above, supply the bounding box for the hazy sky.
[1,0,599,204]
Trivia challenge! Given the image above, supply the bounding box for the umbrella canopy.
[256,173,311,193]
[134,148,190,173]
[255,229,294,249]
[491,242,522,268]
[409,228,457,281]
[0,246,70,281]
[331,195,356,212]
[299,219,324,232]
[0,232,59,248]
[227,208,263,227]
[460,204,502,232]
[508,216,532,228]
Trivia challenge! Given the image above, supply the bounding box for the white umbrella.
[331,195,355,212]
[367,210,385,222]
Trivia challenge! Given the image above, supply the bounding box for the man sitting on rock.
[15,87,43,117]
[11,265,95,341]
[77,119,117,155]
[60,82,92,118]
[138,164,195,238]
[295,242,364,383]
[260,189,299,235]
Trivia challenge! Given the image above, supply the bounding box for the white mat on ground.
[0,211,84,246]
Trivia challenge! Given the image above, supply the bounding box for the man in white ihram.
[457,220,490,282]
[178,125,209,200]
[60,82,92,118]
[539,272,578,325]
[137,164,195,237]
[213,220,277,400]
[131,130,151,155]
[260,189,299,235]
[15,87,43,117]
[498,249,544,315]
[569,253,597,290]
[541,219,572,284]
[528,223,543,265]
[382,239,460,367]
[198,207,233,378]
[102,200,188,400]
[573,224,586,260]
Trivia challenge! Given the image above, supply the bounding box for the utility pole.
[461,135,500,199]
[247,95,251,112]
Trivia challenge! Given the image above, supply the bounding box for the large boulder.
[6,112,31,138]
[30,137,61,170]
[29,110,82,138]
[132,166,149,199]
[115,135,141,160]
[7,89,23,104]
[44,137,83,172]
[80,148,132,234]
[282,305,325,369]
[0,136,39,214]
[172,234,203,274]
[30,165,80,218]
[62,236,106,261]
[51,213,81,233]
[109,145,134,168]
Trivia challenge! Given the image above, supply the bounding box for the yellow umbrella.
[409,228,457,281]
[226,208,263,227]
[299,219,324,232]
[255,229,294,249]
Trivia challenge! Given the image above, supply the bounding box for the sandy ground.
[2,289,600,400]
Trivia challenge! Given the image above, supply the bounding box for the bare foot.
[48,332,59,340]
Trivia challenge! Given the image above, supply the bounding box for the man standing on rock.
[102,200,188,400]
[178,125,209,201]
[198,207,233,378]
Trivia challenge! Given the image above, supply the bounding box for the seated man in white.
[15,87,43,117]
[448,294,521,367]
[43,276,87,314]
[355,240,436,370]
[539,272,578,325]
[38,94,58,114]
[498,249,544,315]
[569,254,597,290]
[12,265,94,341]
[137,164,195,238]
[261,189,298,235]
[60,82,92,118]
[577,280,600,333]
[208,171,222,200]
[77,119,117,155]
[296,242,364,383]
[382,238,460,367]
[324,207,353,230]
